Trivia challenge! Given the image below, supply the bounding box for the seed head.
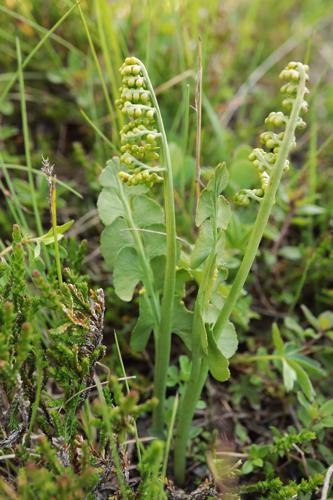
[234,62,309,206]
[117,57,163,187]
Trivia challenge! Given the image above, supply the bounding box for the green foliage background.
[0,0,332,498]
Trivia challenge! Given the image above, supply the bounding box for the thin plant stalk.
[173,249,217,481]
[41,158,63,286]
[140,64,177,437]
[80,109,118,154]
[0,154,29,231]
[95,0,124,133]
[16,37,43,237]
[174,65,308,484]
[77,2,117,139]
[180,83,190,202]
[194,39,203,217]
[162,393,179,478]
[50,178,63,286]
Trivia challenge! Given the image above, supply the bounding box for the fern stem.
[140,64,177,437]
[173,250,217,483]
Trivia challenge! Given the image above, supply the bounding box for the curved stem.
[213,68,306,341]
[140,63,177,436]
[173,66,307,484]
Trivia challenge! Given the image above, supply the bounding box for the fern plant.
[99,56,177,437]
[98,60,310,484]
[173,61,310,483]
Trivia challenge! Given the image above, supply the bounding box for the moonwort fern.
[173,61,310,483]
[98,60,310,483]
[99,56,177,437]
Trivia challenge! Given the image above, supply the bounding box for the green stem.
[16,38,43,237]
[95,0,124,134]
[78,3,117,135]
[173,66,307,484]
[162,392,179,478]
[0,154,29,231]
[141,64,177,436]
[173,356,203,482]
[50,179,63,286]
[213,80,306,341]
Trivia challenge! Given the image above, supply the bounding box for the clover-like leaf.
[207,333,230,382]
[113,247,142,301]
[216,321,238,359]
[196,163,231,230]
[132,195,164,227]
[195,192,230,229]
[206,163,229,195]
[97,187,124,226]
[196,190,213,227]
[142,225,167,259]
[217,196,232,230]
[100,161,120,189]
[172,301,193,351]
[101,218,134,270]
[191,221,214,268]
